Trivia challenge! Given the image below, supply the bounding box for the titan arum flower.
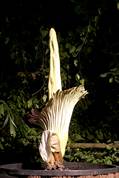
[26,28,88,169]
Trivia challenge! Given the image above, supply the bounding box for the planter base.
[0,162,119,178]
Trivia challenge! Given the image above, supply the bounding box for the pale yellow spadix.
[48,28,62,100]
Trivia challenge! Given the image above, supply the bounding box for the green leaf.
[11,118,17,128]
[42,95,47,102]
[69,46,76,54]
[0,104,4,117]
[10,119,16,137]
[2,116,9,128]
[109,77,113,83]
[27,99,33,108]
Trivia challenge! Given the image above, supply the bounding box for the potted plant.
[0,28,119,178]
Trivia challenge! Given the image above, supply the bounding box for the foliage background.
[0,0,119,166]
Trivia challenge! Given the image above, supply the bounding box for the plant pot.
[0,162,119,178]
